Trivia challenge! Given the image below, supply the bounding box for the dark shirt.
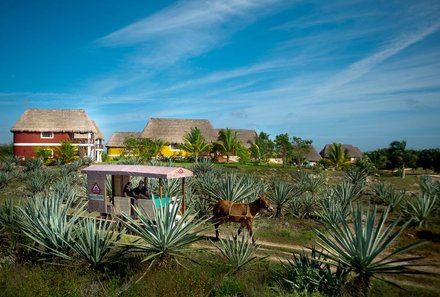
[133,186,148,197]
[124,188,136,198]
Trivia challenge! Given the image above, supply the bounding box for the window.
[41,132,54,139]
[170,143,180,151]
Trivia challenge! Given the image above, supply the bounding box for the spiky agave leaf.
[203,172,258,203]
[314,205,426,295]
[70,217,123,268]
[121,200,209,267]
[215,233,260,272]
[267,180,297,218]
[404,194,437,228]
[18,192,83,260]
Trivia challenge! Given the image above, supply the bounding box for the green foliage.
[34,147,53,165]
[202,172,259,203]
[122,137,165,163]
[327,143,351,170]
[418,175,440,197]
[403,194,437,228]
[315,205,426,297]
[214,233,260,272]
[216,128,241,163]
[370,182,405,211]
[291,137,313,167]
[344,166,368,193]
[121,201,208,268]
[18,192,82,260]
[191,159,217,177]
[0,171,12,189]
[0,155,16,172]
[267,180,297,218]
[274,248,348,296]
[23,158,44,172]
[0,143,13,158]
[275,133,293,166]
[249,131,274,163]
[28,169,52,194]
[179,127,211,162]
[55,141,79,164]
[70,217,123,268]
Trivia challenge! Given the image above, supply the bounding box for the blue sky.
[1,0,439,152]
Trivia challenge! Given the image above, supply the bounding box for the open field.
[0,162,439,297]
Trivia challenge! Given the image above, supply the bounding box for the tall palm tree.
[389,140,409,178]
[180,127,211,162]
[249,132,274,163]
[328,143,350,170]
[217,128,241,163]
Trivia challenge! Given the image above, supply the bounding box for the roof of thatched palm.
[106,132,142,148]
[91,121,105,140]
[10,108,99,134]
[215,128,257,148]
[141,118,218,143]
[304,145,322,161]
[320,144,363,158]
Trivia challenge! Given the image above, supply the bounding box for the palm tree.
[315,205,425,297]
[249,132,274,163]
[389,140,412,178]
[328,143,350,170]
[55,140,78,164]
[217,128,241,163]
[180,127,211,162]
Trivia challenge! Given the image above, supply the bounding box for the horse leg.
[245,220,255,243]
[235,221,246,240]
[214,222,221,241]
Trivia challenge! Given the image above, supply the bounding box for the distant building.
[106,132,142,160]
[304,145,322,166]
[10,108,104,162]
[319,144,363,162]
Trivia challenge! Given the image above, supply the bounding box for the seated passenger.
[133,180,150,199]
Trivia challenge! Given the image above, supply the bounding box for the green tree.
[55,141,78,164]
[217,128,241,163]
[291,136,313,167]
[275,133,293,166]
[34,147,52,165]
[327,143,350,170]
[249,132,274,163]
[123,137,165,162]
[389,140,416,178]
[179,127,211,162]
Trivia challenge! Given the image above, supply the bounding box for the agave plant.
[121,201,208,269]
[404,194,437,228]
[214,233,260,272]
[28,168,52,194]
[203,172,258,203]
[0,200,23,247]
[0,155,16,172]
[267,180,297,218]
[0,171,12,189]
[70,217,123,268]
[147,178,182,198]
[19,192,82,259]
[419,175,440,197]
[295,171,326,197]
[329,181,361,214]
[370,182,405,211]
[191,159,217,177]
[315,205,425,297]
[316,195,348,226]
[275,248,348,296]
[344,167,368,193]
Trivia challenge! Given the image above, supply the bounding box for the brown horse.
[212,194,273,242]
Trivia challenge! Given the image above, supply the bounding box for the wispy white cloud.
[315,22,440,95]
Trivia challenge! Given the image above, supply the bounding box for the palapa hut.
[141,118,218,158]
[215,128,257,149]
[106,132,142,160]
[304,145,322,166]
[320,143,363,162]
[10,108,104,161]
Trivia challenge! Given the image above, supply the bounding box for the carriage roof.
[81,164,193,179]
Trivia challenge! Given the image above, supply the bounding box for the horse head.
[258,194,274,212]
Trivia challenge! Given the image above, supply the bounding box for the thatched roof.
[92,121,105,140]
[106,132,142,148]
[141,118,218,143]
[320,144,363,158]
[216,128,257,148]
[11,108,99,134]
[305,145,322,162]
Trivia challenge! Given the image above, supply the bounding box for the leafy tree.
[55,141,78,164]
[179,127,211,162]
[249,132,274,163]
[327,143,350,170]
[123,137,165,162]
[34,147,53,165]
[365,149,388,170]
[291,136,313,167]
[388,140,416,178]
[216,128,241,163]
[274,133,293,166]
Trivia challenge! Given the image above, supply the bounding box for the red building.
[10,108,104,162]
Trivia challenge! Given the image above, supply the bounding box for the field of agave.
[0,156,439,297]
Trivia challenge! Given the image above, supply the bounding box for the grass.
[1,163,439,296]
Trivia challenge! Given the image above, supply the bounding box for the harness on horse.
[227,202,251,218]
